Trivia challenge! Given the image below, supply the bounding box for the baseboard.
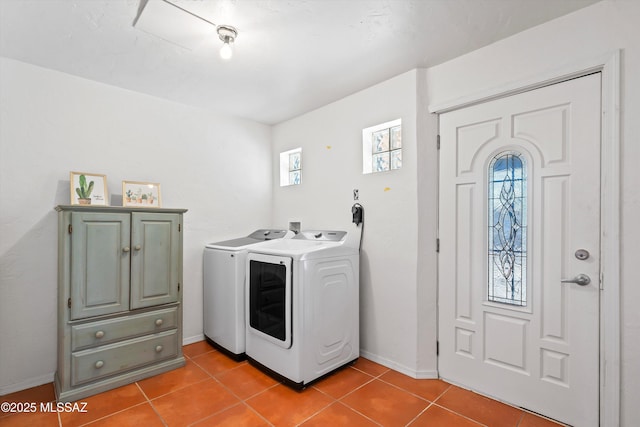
[0,372,55,396]
[183,333,205,346]
[359,349,438,379]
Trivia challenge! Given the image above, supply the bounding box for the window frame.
[362,119,402,174]
[279,148,302,187]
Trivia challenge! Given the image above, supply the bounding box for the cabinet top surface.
[55,205,188,214]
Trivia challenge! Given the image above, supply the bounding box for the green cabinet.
[130,213,180,309]
[70,212,131,320]
[55,205,187,402]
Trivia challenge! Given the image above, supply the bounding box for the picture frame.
[70,171,108,206]
[122,181,162,207]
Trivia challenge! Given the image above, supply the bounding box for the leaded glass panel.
[373,130,389,153]
[289,152,301,172]
[390,126,402,149]
[390,149,402,170]
[373,152,390,172]
[488,152,527,306]
[289,171,301,185]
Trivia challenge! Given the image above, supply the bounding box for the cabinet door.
[130,213,180,309]
[71,213,131,320]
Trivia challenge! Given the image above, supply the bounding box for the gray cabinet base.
[54,356,185,402]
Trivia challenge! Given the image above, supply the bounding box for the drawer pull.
[155,319,163,327]
[95,330,105,339]
[155,345,163,353]
[95,360,104,369]
[122,246,130,253]
[135,245,142,251]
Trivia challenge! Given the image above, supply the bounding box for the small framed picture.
[122,181,162,207]
[70,171,108,206]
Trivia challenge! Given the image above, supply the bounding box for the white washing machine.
[245,228,361,388]
[203,229,293,359]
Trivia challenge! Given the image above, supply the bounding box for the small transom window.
[280,148,301,186]
[362,119,402,174]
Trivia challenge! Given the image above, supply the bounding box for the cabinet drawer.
[71,330,178,386]
[71,307,178,351]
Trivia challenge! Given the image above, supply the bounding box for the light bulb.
[220,40,233,60]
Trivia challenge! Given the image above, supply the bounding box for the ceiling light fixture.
[217,25,237,60]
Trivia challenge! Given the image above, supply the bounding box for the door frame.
[429,50,621,427]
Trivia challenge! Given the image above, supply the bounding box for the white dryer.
[245,229,360,388]
[203,229,293,359]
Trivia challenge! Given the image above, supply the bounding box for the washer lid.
[205,229,292,249]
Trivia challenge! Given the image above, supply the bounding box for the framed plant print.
[70,171,108,206]
[122,181,162,207]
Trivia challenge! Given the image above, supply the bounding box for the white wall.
[0,57,273,394]
[2,2,637,423]
[271,69,438,377]
[425,1,640,424]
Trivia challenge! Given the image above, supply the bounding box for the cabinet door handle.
[155,319,163,327]
[95,330,105,339]
[95,360,104,369]
[155,345,163,353]
[134,245,141,251]
[122,246,130,253]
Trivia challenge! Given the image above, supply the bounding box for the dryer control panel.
[294,230,347,241]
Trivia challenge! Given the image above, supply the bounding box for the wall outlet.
[289,221,300,234]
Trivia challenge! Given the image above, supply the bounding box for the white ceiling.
[0,0,599,125]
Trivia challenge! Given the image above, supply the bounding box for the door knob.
[561,274,591,286]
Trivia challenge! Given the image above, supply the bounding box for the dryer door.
[247,253,292,349]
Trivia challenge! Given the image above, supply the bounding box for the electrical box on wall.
[289,222,300,234]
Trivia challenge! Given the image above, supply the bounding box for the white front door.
[438,74,601,426]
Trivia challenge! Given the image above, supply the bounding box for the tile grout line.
[425,384,495,426]
[404,401,435,427]
[429,402,490,427]
[431,383,453,404]
[337,375,434,427]
[330,376,390,426]
[350,364,391,379]
[436,383,563,426]
[333,371,379,401]
[184,401,268,427]
[187,370,262,425]
[179,344,284,426]
[140,375,213,402]
[374,374,442,405]
[75,401,153,427]
[291,398,337,426]
[432,384,520,427]
[303,381,384,427]
[181,354,277,426]
[241,401,277,427]
[334,400,385,427]
[135,382,168,427]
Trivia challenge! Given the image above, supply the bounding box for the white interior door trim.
[429,50,621,427]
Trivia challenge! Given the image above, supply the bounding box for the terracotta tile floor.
[0,341,565,426]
